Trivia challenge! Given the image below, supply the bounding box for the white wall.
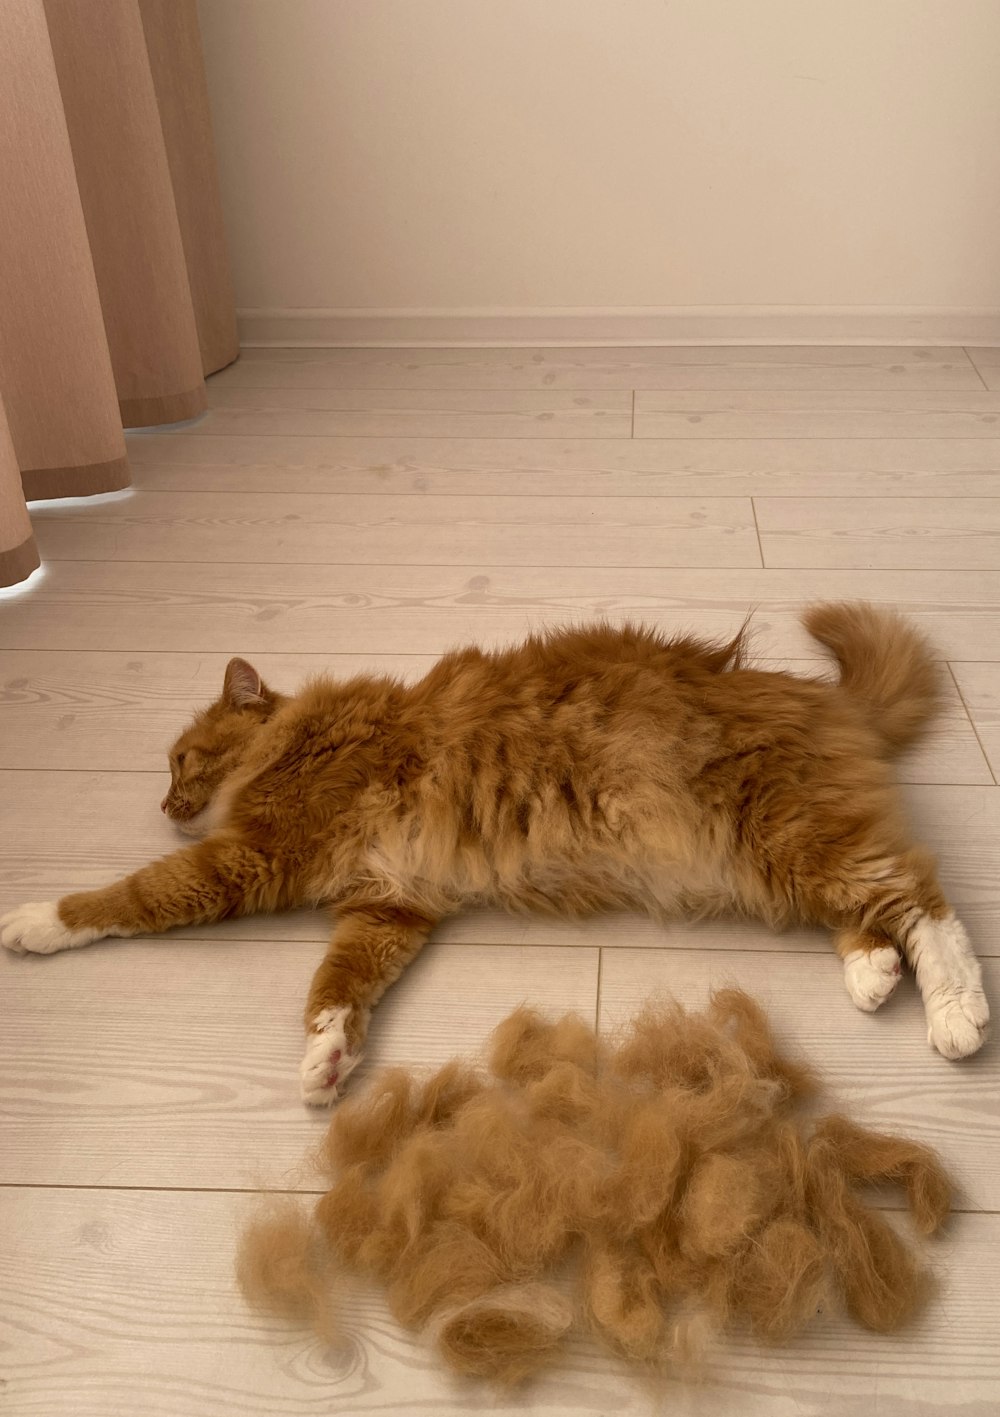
[197,0,1000,337]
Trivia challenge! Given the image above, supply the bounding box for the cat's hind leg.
[300,905,435,1105]
[905,909,990,1060]
[819,848,988,1059]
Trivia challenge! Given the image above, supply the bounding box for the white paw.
[843,945,902,1013]
[0,901,99,956]
[926,986,990,1060]
[300,1006,361,1106]
[908,911,990,1060]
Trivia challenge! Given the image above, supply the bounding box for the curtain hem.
[21,453,132,501]
[0,531,41,588]
[120,384,208,428]
[205,342,240,379]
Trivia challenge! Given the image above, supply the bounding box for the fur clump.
[234,1197,342,1345]
[433,1284,576,1382]
[237,990,952,1384]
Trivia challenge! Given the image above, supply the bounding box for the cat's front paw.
[0,901,99,956]
[300,1006,363,1105]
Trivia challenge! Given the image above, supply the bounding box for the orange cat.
[0,602,989,1102]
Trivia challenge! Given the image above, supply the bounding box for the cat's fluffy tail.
[803,602,942,756]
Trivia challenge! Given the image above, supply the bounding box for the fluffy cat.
[0,602,989,1102]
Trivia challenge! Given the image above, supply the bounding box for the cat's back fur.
[187,605,939,931]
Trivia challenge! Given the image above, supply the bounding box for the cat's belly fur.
[353,815,737,923]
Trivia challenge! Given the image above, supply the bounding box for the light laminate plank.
[0,651,987,782]
[598,948,1000,1210]
[634,390,1000,439]
[3,1187,997,1417]
[194,387,633,439]
[211,345,985,392]
[30,491,761,569]
[1,773,997,953]
[132,458,1000,502]
[968,347,1000,391]
[755,496,1000,570]
[0,939,598,1188]
[126,432,1000,502]
[3,563,1000,658]
[951,662,1000,779]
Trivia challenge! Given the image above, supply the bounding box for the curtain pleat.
[139,0,240,378]
[0,0,130,510]
[0,396,41,587]
[0,0,237,587]
[42,0,208,428]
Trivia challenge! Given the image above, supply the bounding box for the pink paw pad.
[300,1007,360,1105]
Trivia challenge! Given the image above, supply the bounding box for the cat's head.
[161,658,280,836]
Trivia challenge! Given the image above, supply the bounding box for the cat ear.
[223,657,267,709]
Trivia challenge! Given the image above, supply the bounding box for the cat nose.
[160,795,170,813]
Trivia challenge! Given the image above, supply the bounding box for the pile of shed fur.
[238,990,952,1384]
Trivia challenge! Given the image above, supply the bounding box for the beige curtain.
[0,0,238,587]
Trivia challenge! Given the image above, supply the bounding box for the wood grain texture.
[196,387,634,438]
[756,496,1000,570]
[968,346,1000,391]
[3,562,1000,658]
[634,390,1000,439]
[0,938,598,1188]
[2,1187,997,1417]
[0,651,988,781]
[128,430,1000,499]
[212,345,986,391]
[30,490,762,568]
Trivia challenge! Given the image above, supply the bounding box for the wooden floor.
[3,344,1000,1415]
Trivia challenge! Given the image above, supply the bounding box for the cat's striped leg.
[0,838,281,955]
[301,905,436,1105]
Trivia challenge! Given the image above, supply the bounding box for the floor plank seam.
[23,556,1000,573]
[119,485,1000,501]
[6,935,988,958]
[965,347,992,392]
[38,493,1000,502]
[947,662,998,786]
[750,496,765,566]
[206,384,997,394]
[151,430,1000,441]
[4,1181,992,1216]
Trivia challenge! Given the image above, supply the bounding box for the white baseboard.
[237,305,1000,348]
